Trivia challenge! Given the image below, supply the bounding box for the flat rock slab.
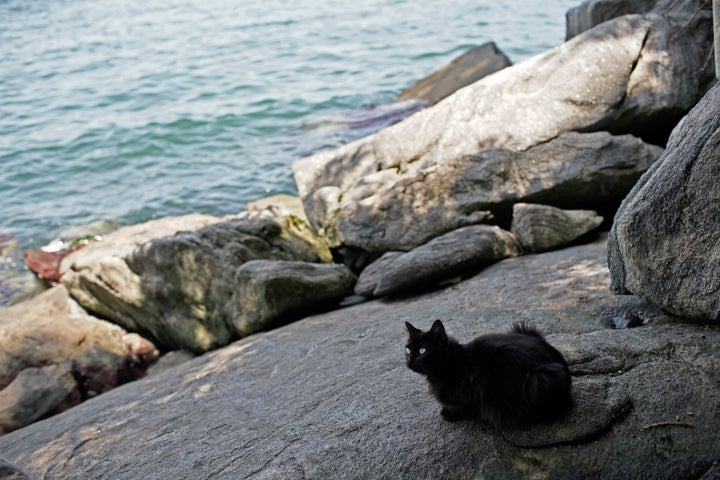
[1,236,718,479]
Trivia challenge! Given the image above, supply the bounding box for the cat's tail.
[511,321,544,338]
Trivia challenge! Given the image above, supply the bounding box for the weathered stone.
[293,3,711,252]
[60,207,333,352]
[566,0,658,39]
[296,131,660,252]
[511,203,603,253]
[610,0,715,141]
[354,251,404,297]
[0,361,77,435]
[232,260,356,336]
[0,285,158,434]
[244,193,311,224]
[608,82,720,321]
[1,237,718,478]
[373,225,521,297]
[396,42,511,106]
[59,212,221,331]
[0,458,30,480]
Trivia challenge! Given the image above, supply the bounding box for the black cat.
[405,319,572,429]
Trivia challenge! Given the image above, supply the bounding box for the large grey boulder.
[296,131,661,252]
[232,260,356,336]
[1,237,718,478]
[60,206,333,353]
[396,42,511,106]
[294,1,712,252]
[511,203,603,253]
[608,82,720,321]
[0,285,158,434]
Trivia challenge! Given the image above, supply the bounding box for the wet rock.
[24,226,109,284]
[0,230,14,257]
[372,225,521,297]
[60,207,333,353]
[0,285,158,434]
[396,42,511,106]
[296,131,660,252]
[232,260,356,337]
[2,236,718,479]
[511,203,603,253]
[608,82,720,321]
[23,249,65,283]
[0,231,41,308]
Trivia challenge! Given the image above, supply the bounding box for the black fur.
[405,319,572,429]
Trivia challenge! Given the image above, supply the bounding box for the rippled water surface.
[0,0,578,304]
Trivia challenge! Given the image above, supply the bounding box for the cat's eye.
[419,347,426,355]
[405,347,411,355]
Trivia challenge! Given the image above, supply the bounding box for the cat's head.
[405,319,448,375]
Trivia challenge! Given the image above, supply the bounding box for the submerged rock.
[1,237,718,478]
[396,41,511,106]
[0,285,158,435]
[0,231,41,308]
[511,203,603,253]
[608,82,720,321]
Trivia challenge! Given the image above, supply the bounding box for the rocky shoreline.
[1,0,719,478]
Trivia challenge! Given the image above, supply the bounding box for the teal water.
[0,0,578,305]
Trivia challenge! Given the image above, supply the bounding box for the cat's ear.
[430,319,447,340]
[405,322,421,334]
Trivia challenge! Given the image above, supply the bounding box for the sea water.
[0,0,579,305]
